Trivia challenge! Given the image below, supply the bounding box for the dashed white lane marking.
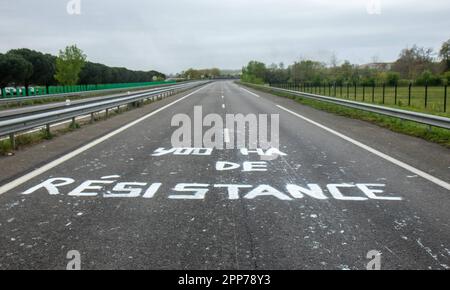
[240,87,260,98]
[222,104,226,109]
[276,105,450,191]
[224,128,231,143]
[0,85,210,196]
[221,95,224,99]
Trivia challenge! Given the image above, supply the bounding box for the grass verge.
[241,83,450,148]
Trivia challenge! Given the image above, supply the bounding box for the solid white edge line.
[240,87,260,98]
[276,104,450,191]
[0,85,209,196]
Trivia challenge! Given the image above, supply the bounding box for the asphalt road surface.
[0,81,449,270]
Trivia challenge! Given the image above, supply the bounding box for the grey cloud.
[0,0,449,74]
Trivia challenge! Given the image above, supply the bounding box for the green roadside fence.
[0,80,176,98]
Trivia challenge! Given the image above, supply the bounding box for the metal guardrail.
[0,81,183,105]
[0,81,209,146]
[244,83,450,130]
[0,82,202,121]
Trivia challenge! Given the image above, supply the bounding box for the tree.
[439,39,450,72]
[337,61,357,84]
[54,45,87,85]
[0,53,33,89]
[266,63,289,84]
[289,60,326,84]
[7,48,56,86]
[241,61,267,84]
[79,62,103,84]
[392,45,434,80]
[415,70,442,86]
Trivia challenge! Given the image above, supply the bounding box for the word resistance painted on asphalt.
[22,178,402,201]
[20,147,403,201]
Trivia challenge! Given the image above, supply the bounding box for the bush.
[398,79,412,86]
[415,70,442,86]
[386,72,400,86]
[241,73,264,85]
[443,71,450,85]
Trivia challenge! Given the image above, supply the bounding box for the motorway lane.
[0,81,449,269]
[226,83,450,269]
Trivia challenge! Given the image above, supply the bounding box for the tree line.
[178,68,221,80]
[242,39,450,87]
[0,46,166,92]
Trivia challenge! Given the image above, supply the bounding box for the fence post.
[354,84,357,100]
[445,85,447,113]
[382,83,385,104]
[394,85,398,105]
[424,82,428,108]
[46,124,51,136]
[9,133,16,150]
[347,84,349,98]
[408,82,412,106]
[362,85,365,101]
[372,84,375,103]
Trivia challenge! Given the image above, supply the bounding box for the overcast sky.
[0,0,449,74]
